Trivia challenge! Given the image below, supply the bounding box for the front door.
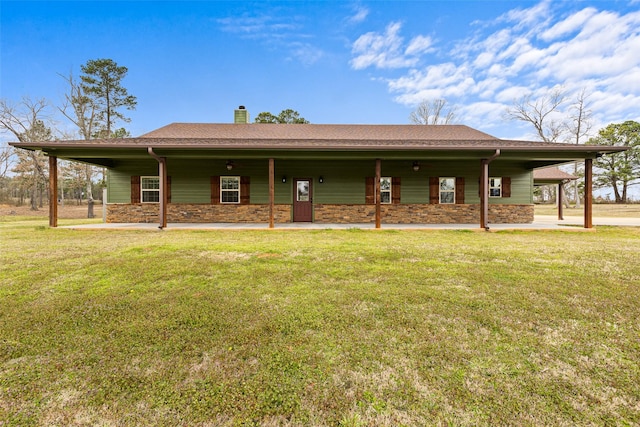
[293,179,313,222]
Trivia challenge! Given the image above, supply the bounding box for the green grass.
[1,222,639,426]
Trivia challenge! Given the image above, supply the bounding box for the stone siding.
[107,204,291,223]
[315,204,533,224]
[107,203,533,224]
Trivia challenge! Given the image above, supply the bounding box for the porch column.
[375,159,381,229]
[480,159,489,230]
[584,158,593,229]
[269,158,275,229]
[148,147,167,229]
[159,157,168,229]
[557,183,564,220]
[48,155,58,228]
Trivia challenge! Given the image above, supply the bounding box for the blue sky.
[1,0,639,141]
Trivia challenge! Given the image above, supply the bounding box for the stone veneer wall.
[107,204,291,223]
[107,203,533,224]
[314,204,534,224]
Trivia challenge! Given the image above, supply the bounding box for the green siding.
[107,159,533,205]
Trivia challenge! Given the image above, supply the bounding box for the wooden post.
[557,183,564,220]
[375,159,381,229]
[48,155,58,228]
[159,157,168,229]
[480,159,489,230]
[269,158,275,229]
[584,158,593,229]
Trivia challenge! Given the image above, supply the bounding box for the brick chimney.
[234,105,249,124]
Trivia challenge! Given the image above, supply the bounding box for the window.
[439,177,455,204]
[489,177,502,197]
[221,176,240,203]
[141,176,160,203]
[380,177,392,204]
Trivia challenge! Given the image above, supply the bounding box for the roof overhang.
[9,133,628,169]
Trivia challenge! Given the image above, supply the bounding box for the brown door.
[293,178,313,222]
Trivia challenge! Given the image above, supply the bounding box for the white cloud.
[540,7,597,41]
[405,35,434,56]
[350,22,421,69]
[355,1,640,138]
[349,5,369,24]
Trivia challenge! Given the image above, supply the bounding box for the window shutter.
[167,176,172,203]
[455,177,465,204]
[131,176,140,204]
[429,177,439,204]
[211,176,220,204]
[240,176,250,205]
[392,177,401,204]
[502,177,511,198]
[365,177,375,204]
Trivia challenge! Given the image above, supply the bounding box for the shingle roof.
[140,123,499,141]
[9,122,627,155]
[533,167,578,181]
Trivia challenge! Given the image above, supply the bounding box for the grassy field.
[1,219,639,426]
[534,203,640,217]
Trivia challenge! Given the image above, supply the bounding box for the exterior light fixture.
[226,160,234,171]
[412,161,420,172]
[282,176,287,183]
[319,176,324,183]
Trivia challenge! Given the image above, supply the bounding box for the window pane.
[221,177,239,190]
[380,192,391,204]
[297,181,309,202]
[221,190,239,203]
[490,177,501,188]
[380,177,391,191]
[439,178,454,191]
[440,191,454,204]
[142,191,160,203]
[490,188,501,197]
[141,177,159,190]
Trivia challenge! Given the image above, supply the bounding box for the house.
[10,106,626,229]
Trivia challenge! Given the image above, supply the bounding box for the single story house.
[10,107,626,229]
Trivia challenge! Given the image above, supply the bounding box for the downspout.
[147,147,167,229]
[481,149,501,231]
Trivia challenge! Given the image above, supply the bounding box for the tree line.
[413,94,639,204]
[0,59,136,215]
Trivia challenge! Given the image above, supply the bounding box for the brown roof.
[9,122,628,155]
[533,167,578,181]
[140,123,499,141]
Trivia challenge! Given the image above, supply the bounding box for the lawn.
[1,220,639,426]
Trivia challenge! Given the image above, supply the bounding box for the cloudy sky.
[1,0,639,141]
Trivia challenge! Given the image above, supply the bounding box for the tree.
[59,71,101,215]
[564,89,593,208]
[589,121,640,204]
[80,58,137,138]
[409,99,457,125]
[0,98,51,210]
[504,87,566,142]
[254,109,309,124]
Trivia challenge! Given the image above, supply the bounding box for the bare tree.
[410,99,457,125]
[565,89,593,208]
[59,72,100,216]
[504,87,566,142]
[0,98,52,210]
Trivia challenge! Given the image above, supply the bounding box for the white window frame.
[141,176,160,203]
[380,177,392,204]
[220,176,241,204]
[489,177,502,198]
[439,177,455,204]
